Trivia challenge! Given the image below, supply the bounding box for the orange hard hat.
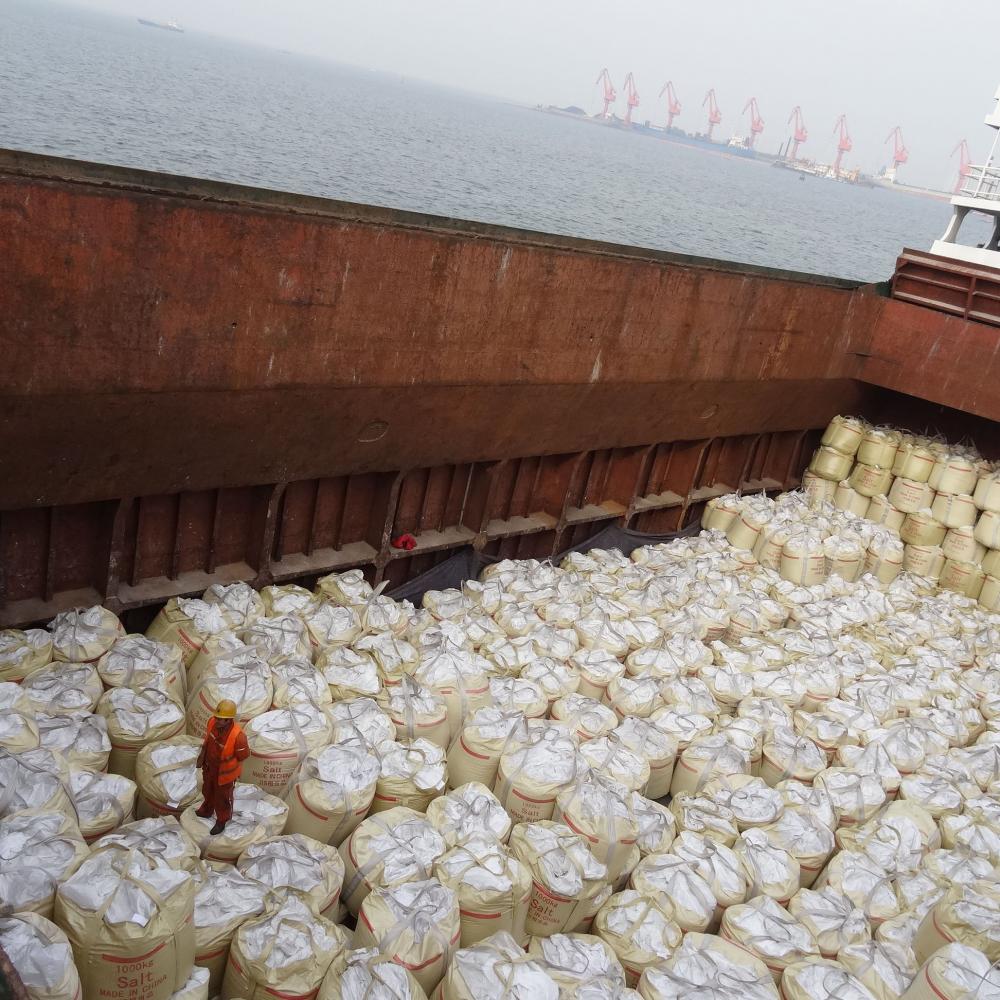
[214,699,237,719]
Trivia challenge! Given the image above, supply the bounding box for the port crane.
[623,73,640,126]
[595,68,617,119]
[885,126,909,174]
[788,106,808,160]
[703,89,722,139]
[952,139,972,193]
[742,97,764,148]
[659,81,681,130]
[832,114,853,177]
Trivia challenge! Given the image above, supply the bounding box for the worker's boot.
[195,802,213,819]
[210,819,227,836]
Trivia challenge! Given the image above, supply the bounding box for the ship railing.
[958,164,1000,201]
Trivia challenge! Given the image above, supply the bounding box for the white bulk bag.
[21,662,103,716]
[191,861,268,996]
[637,931,778,999]
[54,851,195,1000]
[69,767,137,842]
[0,810,90,917]
[718,895,820,982]
[786,886,871,959]
[316,946,427,1000]
[338,806,447,916]
[135,736,203,819]
[91,815,201,872]
[0,912,82,1000]
[352,879,460,995]
[236,832,345,919]
[48,606,124,663]
[98,635,185,699]
[283,743,380,846]
[494,725,581,825]
[98,687,186,779]
[0,628,53,683]
[180,783,288,864]
[221,895,348,1000]
[509,820,611,938]
[424,782,512,847]
[433,835,531,946]
[36,711,111,772]
[439,931,558,1000]
[241,704,331,796]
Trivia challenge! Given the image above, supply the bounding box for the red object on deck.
[391,533,417,551]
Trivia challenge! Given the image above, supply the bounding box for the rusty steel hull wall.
[0,151,995,627]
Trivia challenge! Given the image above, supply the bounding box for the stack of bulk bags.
[221,895,349,1000]
[54,850,195,1000]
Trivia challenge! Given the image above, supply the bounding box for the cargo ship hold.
[0,143,998,628]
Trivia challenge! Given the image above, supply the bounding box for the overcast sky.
[76,0,998,188]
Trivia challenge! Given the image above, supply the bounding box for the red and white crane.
[885,126,909,174]
[659,81,681,130]
[832,114,852,177]
[703,89,722,139]
[952,139,972,194]
[623,72,640,126]
[788,106,808,160]
[595,68,616,119]
[742,97,764,148]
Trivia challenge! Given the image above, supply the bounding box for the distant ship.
[137,18,184,33]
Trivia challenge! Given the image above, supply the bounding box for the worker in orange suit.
[196,699,249,835]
